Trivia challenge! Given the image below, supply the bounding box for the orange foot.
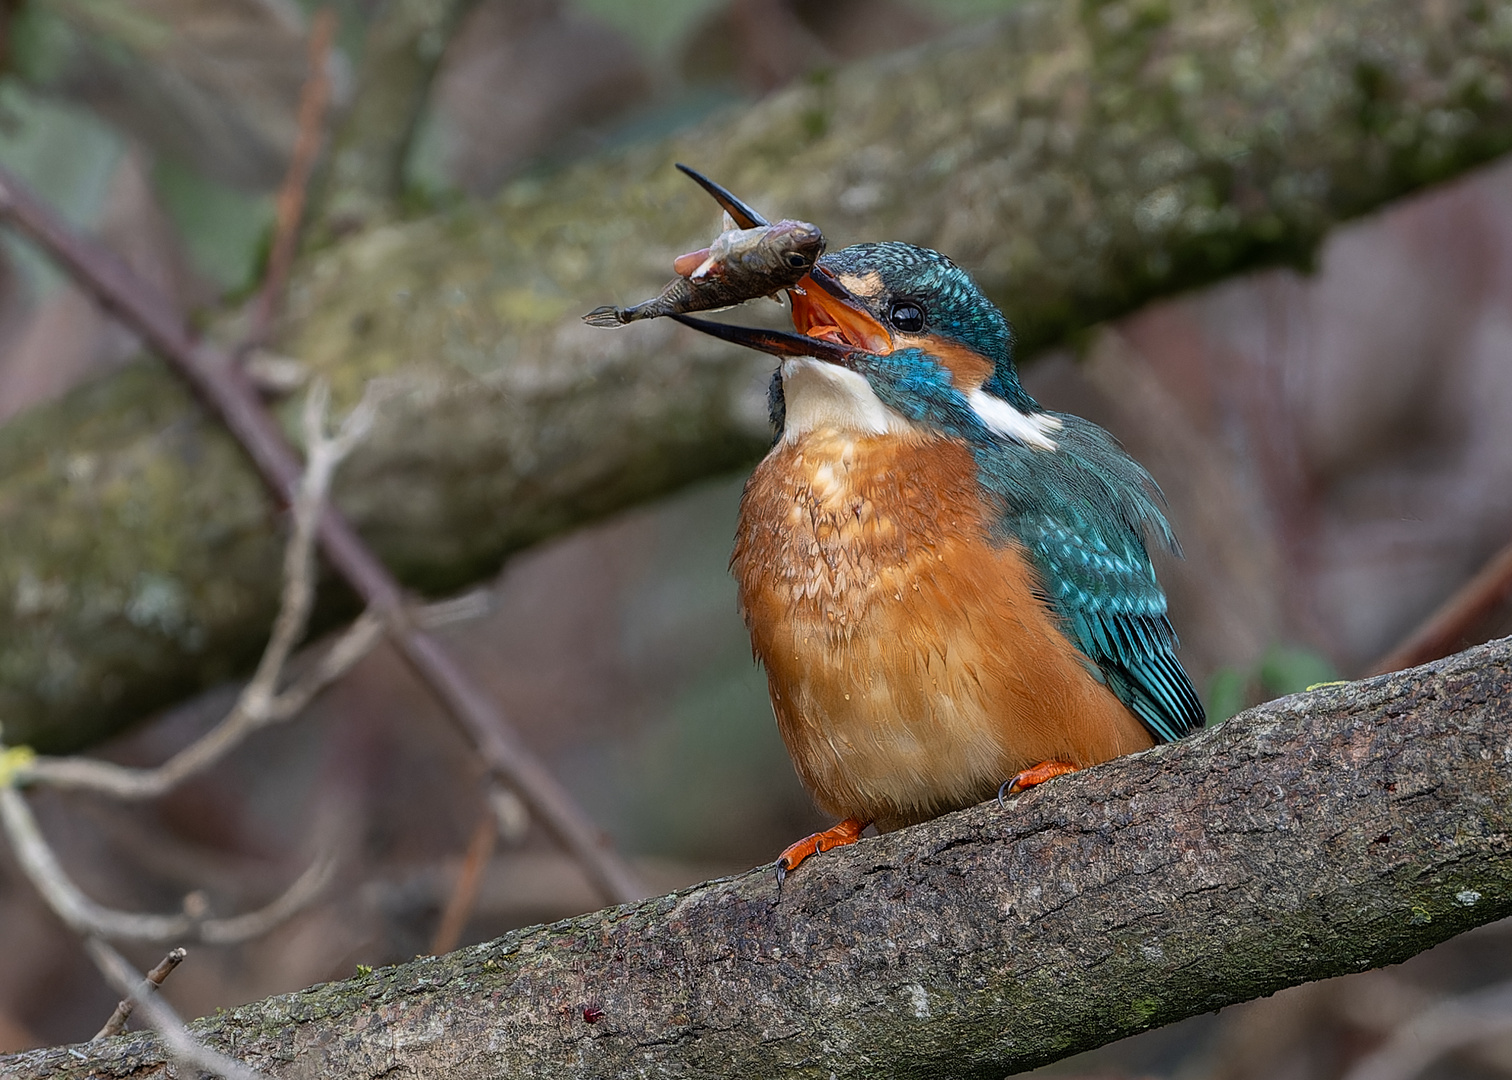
[997,760,1080,807]
[776,817,869,881]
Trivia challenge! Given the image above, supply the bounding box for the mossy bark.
[7,639,1512,1078]
[5,0,1512,750]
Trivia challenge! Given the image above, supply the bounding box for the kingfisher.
[665,184,1204,878]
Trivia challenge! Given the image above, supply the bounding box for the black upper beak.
[675,164,767,229]
[804,263,859,303]
[670,312,859,365]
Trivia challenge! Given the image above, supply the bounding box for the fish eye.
[784,251,812,268]
[888,299,926,333]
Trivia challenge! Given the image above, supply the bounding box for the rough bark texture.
[7,0,1512,750]
[6,637,1512,1079]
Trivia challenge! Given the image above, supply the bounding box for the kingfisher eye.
[888,300,926,333]
[784,251,812,268]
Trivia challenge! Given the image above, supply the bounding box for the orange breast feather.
[732,430,1153,830]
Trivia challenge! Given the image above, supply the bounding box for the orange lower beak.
[788,270,892,354]
[670,268,887,366]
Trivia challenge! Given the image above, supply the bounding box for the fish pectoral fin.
[688,254,723,280]
[673,247,710,278]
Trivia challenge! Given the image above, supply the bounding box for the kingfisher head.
[675,241,1060,450]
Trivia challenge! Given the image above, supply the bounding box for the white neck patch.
[967,389,1061,450]
[779,358,921,442]
[776,358,1060,450]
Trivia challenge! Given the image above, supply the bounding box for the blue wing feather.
[973,413,1205,743]
[834,342,1206,742]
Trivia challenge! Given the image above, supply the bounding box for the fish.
[583,166,826,329]
[583,220,825,327]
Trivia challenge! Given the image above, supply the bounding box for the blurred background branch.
[1343,978,1512,1080]
[13,379,384,800]
[0,783,334,943]
[247,5,337,351]
[315,0,478,234]
[0,378,368,1075]
[0,133,646,905]
[1369,537,1512,676]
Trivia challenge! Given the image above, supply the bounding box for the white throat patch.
[776,357,1060,449]
[779,358,920,442]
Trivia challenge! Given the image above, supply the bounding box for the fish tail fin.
[583,306,628,328]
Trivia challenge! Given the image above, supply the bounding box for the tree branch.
[7,635,1512,1080]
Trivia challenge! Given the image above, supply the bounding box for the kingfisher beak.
[671,267,891,366]
[669,312,859,365]
[788,267,892,354]
[675,164,767,229]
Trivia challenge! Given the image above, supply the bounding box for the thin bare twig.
[1369,539,1512,675]
[17,382,385,800]
[20,616,381,799]
[0,385,347,1049]
[92,947,186,1040]
[247,7,338,350]
[429,803,498,955]
[0,785,335,944]
[1342,977,1512,1080]
[83,937,266,1080]
[0,164,646,907]
[196,856,337,944]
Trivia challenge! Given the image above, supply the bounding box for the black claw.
[676,164,768,229]
[775,861,788,886]
[997,778,1015,808]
